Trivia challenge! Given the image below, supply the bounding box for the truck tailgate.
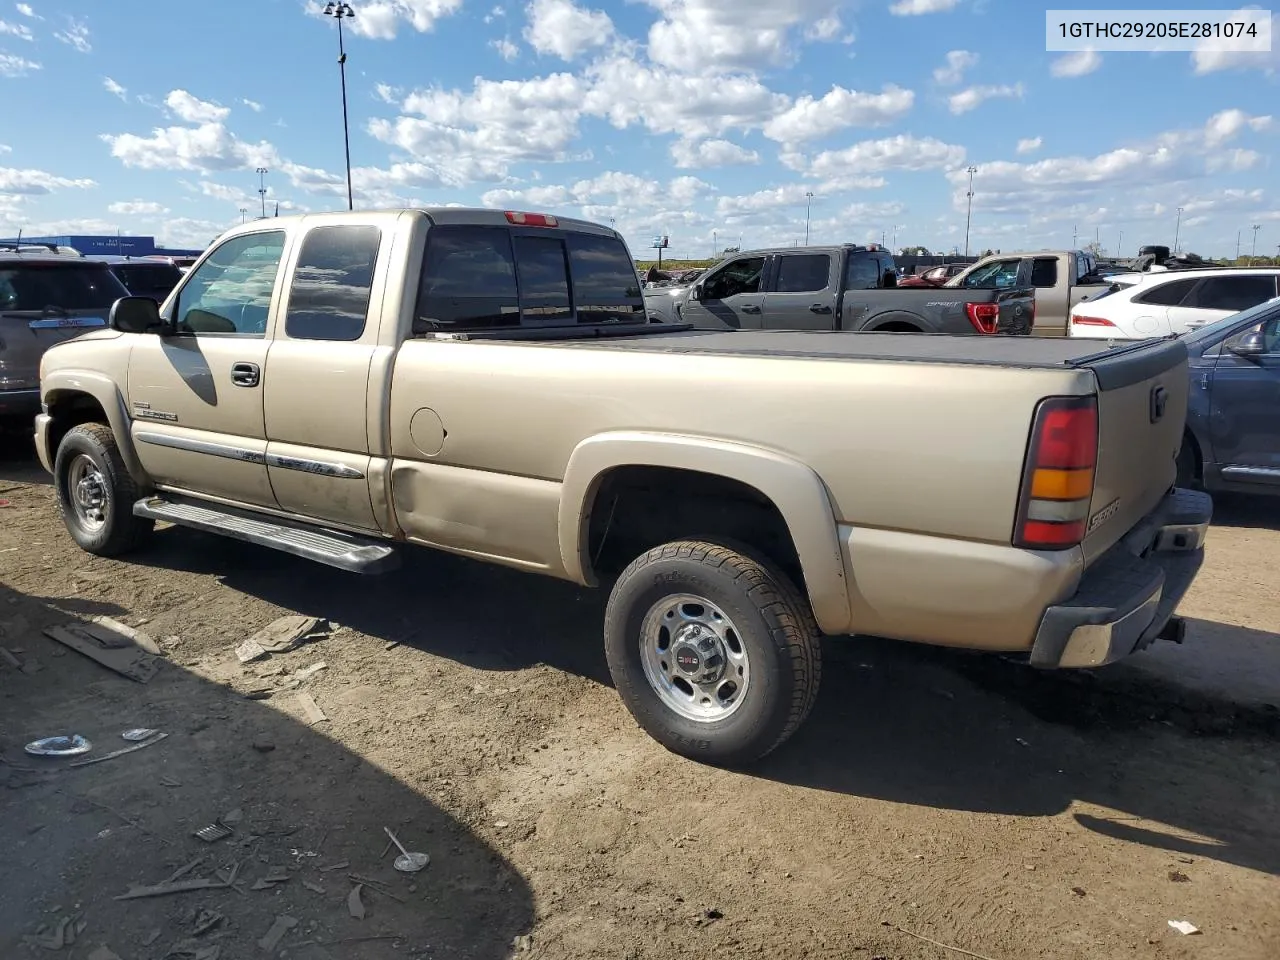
[1071,337,1188,564]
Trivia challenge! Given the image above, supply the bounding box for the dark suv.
[90,256,185,302]
[0,253,129,421]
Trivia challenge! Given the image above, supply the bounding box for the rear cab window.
[415,223,643,332]
[844,253,880,290]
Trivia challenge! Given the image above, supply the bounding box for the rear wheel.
[604,540,822,767]
[54,422,153,556]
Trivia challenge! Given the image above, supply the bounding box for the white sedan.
[1068,267,1280,339]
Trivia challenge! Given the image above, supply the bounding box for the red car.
[899,263,968,287]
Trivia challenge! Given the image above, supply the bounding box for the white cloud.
[165,90,230,124]
[1203,107,1272,146]
[1015,137,1042,154]
[670,138,760,168]
[803,134,967,181]
[0,52,39,76]
[241,98,263,112]
[53,16,90,52]
[492,37,520,60]
[0,19,33,40]
[804,15,843,41]
[933,49,977,85]
[762,84,914,144]
[374,83,402,104]
[717,184,818,219]
[523,0,613,60]
[156,217,227,248]
[15,3,36,17]
[102,123,277,173]
[646,0,850,74]
[103,77,127,101]
[1050,49,1101,78]
[108,200,169,215]
[948,83,1024,115]
[1206,148,1261,172]
[346,0,465,39]
[0,144,10,154]
[1192,10,1279,74]
[889,0,958,15]
[0,166,96,195]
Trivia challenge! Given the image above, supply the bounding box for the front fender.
[40,370,147,485]
[558,431,852,635]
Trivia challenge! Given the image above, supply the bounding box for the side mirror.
[1226,330,1267,359]
[109,296,163,334]
[690,283,703,302]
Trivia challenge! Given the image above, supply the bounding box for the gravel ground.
[2,435,1278,960]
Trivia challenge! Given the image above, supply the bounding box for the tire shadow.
[0,580,535,959]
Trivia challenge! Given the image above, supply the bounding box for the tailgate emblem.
[1149,385,1168,424]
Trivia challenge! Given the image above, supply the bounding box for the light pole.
[1252,224,1261,260]
[239,207,247,224]
[712,230,717,259]
[323,1,356,211]
[1237,230,1242,261]
[963,165,977,257]
[1117,229,1123,258]
[256,167,268,219]
[891,224,900,251]
[1174,206,1184,253]
[804,191,814,246]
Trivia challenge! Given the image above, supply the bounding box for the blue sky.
[1,0,1277,259]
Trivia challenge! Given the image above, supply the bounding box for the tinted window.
[1134,277,1196,307]
[513,236,571,322]
[111,263,183,300]
[1188,275,1278,312]
[844,253,879,290]
[175,231,286,335]
[416,225,519,330]
[704,257,765,299]
[566,233,643,324]
[875,253,897,287]
[774,254,831,293]
[0,263,128,312]
[284,225,381,341]
[1030,258,1058,287]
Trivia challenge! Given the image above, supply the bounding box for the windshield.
[0,262,130,312]
[1180,296,1280,345]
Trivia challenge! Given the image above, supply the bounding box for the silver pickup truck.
[648,244,1035,335]
[34,208,1212,766]
[947,249,1113,337]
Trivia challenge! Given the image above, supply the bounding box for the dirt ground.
[2,435,1278,960]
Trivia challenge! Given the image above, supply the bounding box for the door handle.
[809,303,833,314]
[230,362,260,387]
[741,305,762,314]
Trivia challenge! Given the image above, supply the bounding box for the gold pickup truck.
[34,209,1213,766]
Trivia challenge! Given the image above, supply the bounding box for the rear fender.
[559,431,852,635]
[41,371,147,485]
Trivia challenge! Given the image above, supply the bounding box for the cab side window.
[703,256,765,299]
[174,231,287,336]
[844,254,879,290]
[284,225,381,342]
[774,253,831,293]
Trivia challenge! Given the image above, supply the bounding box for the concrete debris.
[296,692,328,725]
[236,616,332,663]
[347,884,366,920]
[1168,920,1201,935]
[44,623,159,683]
[257,915,299,954]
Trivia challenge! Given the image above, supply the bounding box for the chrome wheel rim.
[67,453,108,532]
[639,593,750,723]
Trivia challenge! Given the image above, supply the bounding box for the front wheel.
[603,540,822,767]
[54,422,153,556]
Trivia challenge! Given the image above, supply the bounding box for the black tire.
[603,539,822,767]
[53,422,153,556]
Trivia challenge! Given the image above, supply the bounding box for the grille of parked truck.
[34,208,1212,765]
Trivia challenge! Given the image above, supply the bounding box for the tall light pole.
[323,1,356,211]
[712,229,717,258]
[1174,206,1184,253]
[1237,230,1242,261]
[1117,229,1123,258]
[963,165,977,257]
[1252,223,1261,260]
[804,191,814,246]
[256,167,268,219]
[239,207,247,224]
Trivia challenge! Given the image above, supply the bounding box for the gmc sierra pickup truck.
[646,243,1035,335]
[947,249,1113,337]
[35,208,1211,766]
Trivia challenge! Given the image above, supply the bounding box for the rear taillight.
[1071,314,1115,328]
[965,301,1000,334]
[505,210,559,228]
[1013,396,1098,550]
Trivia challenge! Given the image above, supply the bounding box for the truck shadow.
[1208,492,1279,530]
[0,579,535,959]
[125,527,1280,879]
[0,432,50,487]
